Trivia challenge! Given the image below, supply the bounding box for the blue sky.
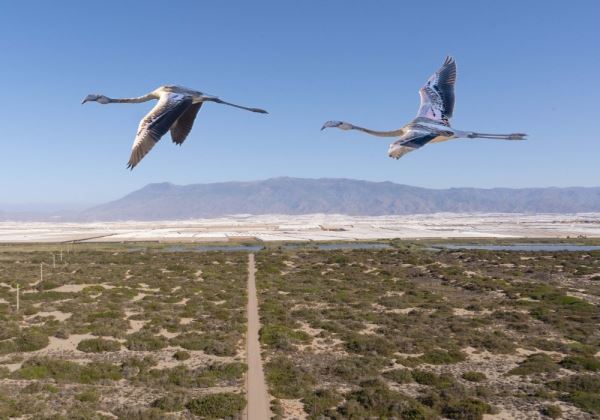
[1,0,598,207]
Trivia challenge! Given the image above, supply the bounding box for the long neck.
[204,97,263,113]
[350,124,404,137]
[109,93,156,104]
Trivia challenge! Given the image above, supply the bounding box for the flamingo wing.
[127,93,193,169]
[416,56,457,124]
[170,102,203,145]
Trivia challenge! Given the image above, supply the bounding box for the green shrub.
[120,356,158,380]
[559,355,600,372]
[14,330,49,352]
[549,374,600,393]
[344,334,393,357]
[442,398,492,420]
[540,404,562,418]
[301,388,342,418]
[77,338,121,353]
[126,332,167,351]
[508,354,558,376]
[173,350,190,361]
[420,349,466,365]
[462,371,487,382]
[85,309,123,321]
[186,393,246,418]
[471,331,515,354]
[412,370,455,389]
[0,395,19,418]
[548,374,600,413]
[21,382,58,394]
[266,357,315,399]
[566,392,600,414]
[54,328,70,339]
[14,357,122,383]
[75,389,99,403]
[170,332,237,356]
[328,356,385,383]
[260,325,311,349]
[113,407,165,419]
[339,379,433,418]
[0,322,19,341]
[383,368,413,384]
[151,393,185,411]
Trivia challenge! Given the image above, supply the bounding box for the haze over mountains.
[3,177,600,221]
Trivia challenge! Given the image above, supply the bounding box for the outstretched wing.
[388,133,438,159]
[416,56,457,124]
[170,102,203,145]
[127,93,193,169]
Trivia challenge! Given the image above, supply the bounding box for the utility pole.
[60,249,63,262]
[16,284,19,312]
[53,254,56,268]
[40,263,43,283]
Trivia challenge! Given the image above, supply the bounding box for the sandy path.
[245,254,272,419]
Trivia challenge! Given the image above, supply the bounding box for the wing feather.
[416,56,457,124]
[388,133,438,159]
[170,102,203,145]
[127,93,193,169]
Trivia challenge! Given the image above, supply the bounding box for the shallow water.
[165,245,265,252]
[431,244,600,252]
[284,243,392,251]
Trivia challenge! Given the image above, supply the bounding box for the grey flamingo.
[83,85,267,169]
[322,56,526,159]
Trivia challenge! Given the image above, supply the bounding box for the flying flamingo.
[321,56,526,159]
[82,85,268,169]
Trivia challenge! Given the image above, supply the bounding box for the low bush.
[383,368,413,384]
[75,389,99,403]
[186,393,246,418]
[508,354,558,376]
[462,371,487,382]
[559,355,600,372]
[77,338,121,353]
[265,356,315,399]
[125,332,167,351]
[173,350,190,361]
[260,325,311,349]
[442,397,493,420]
[420,349,466,365]
[151,393,186,411]
[339,379,433,418]
[14,357,122,383]
[14,330,49,352]
[540,404,562,418]
[412,370,455,389]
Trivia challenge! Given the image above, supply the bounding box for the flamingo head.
[321,120,353,131]
[82,94,110,105]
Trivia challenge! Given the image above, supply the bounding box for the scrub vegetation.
[256,245,600,419]
[0,244,247,418]
[1,241,599,419]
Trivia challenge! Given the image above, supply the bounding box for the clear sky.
[1,0,598,207]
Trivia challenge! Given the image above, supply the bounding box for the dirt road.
[245,254,272,419]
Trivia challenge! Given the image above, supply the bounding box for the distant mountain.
[70,177,600,221]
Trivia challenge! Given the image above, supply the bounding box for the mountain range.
[3,177,599,221]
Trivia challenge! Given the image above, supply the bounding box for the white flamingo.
[321,56,526,159]
[82,85,267,169]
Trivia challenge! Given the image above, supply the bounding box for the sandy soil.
[279,399,308,419]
